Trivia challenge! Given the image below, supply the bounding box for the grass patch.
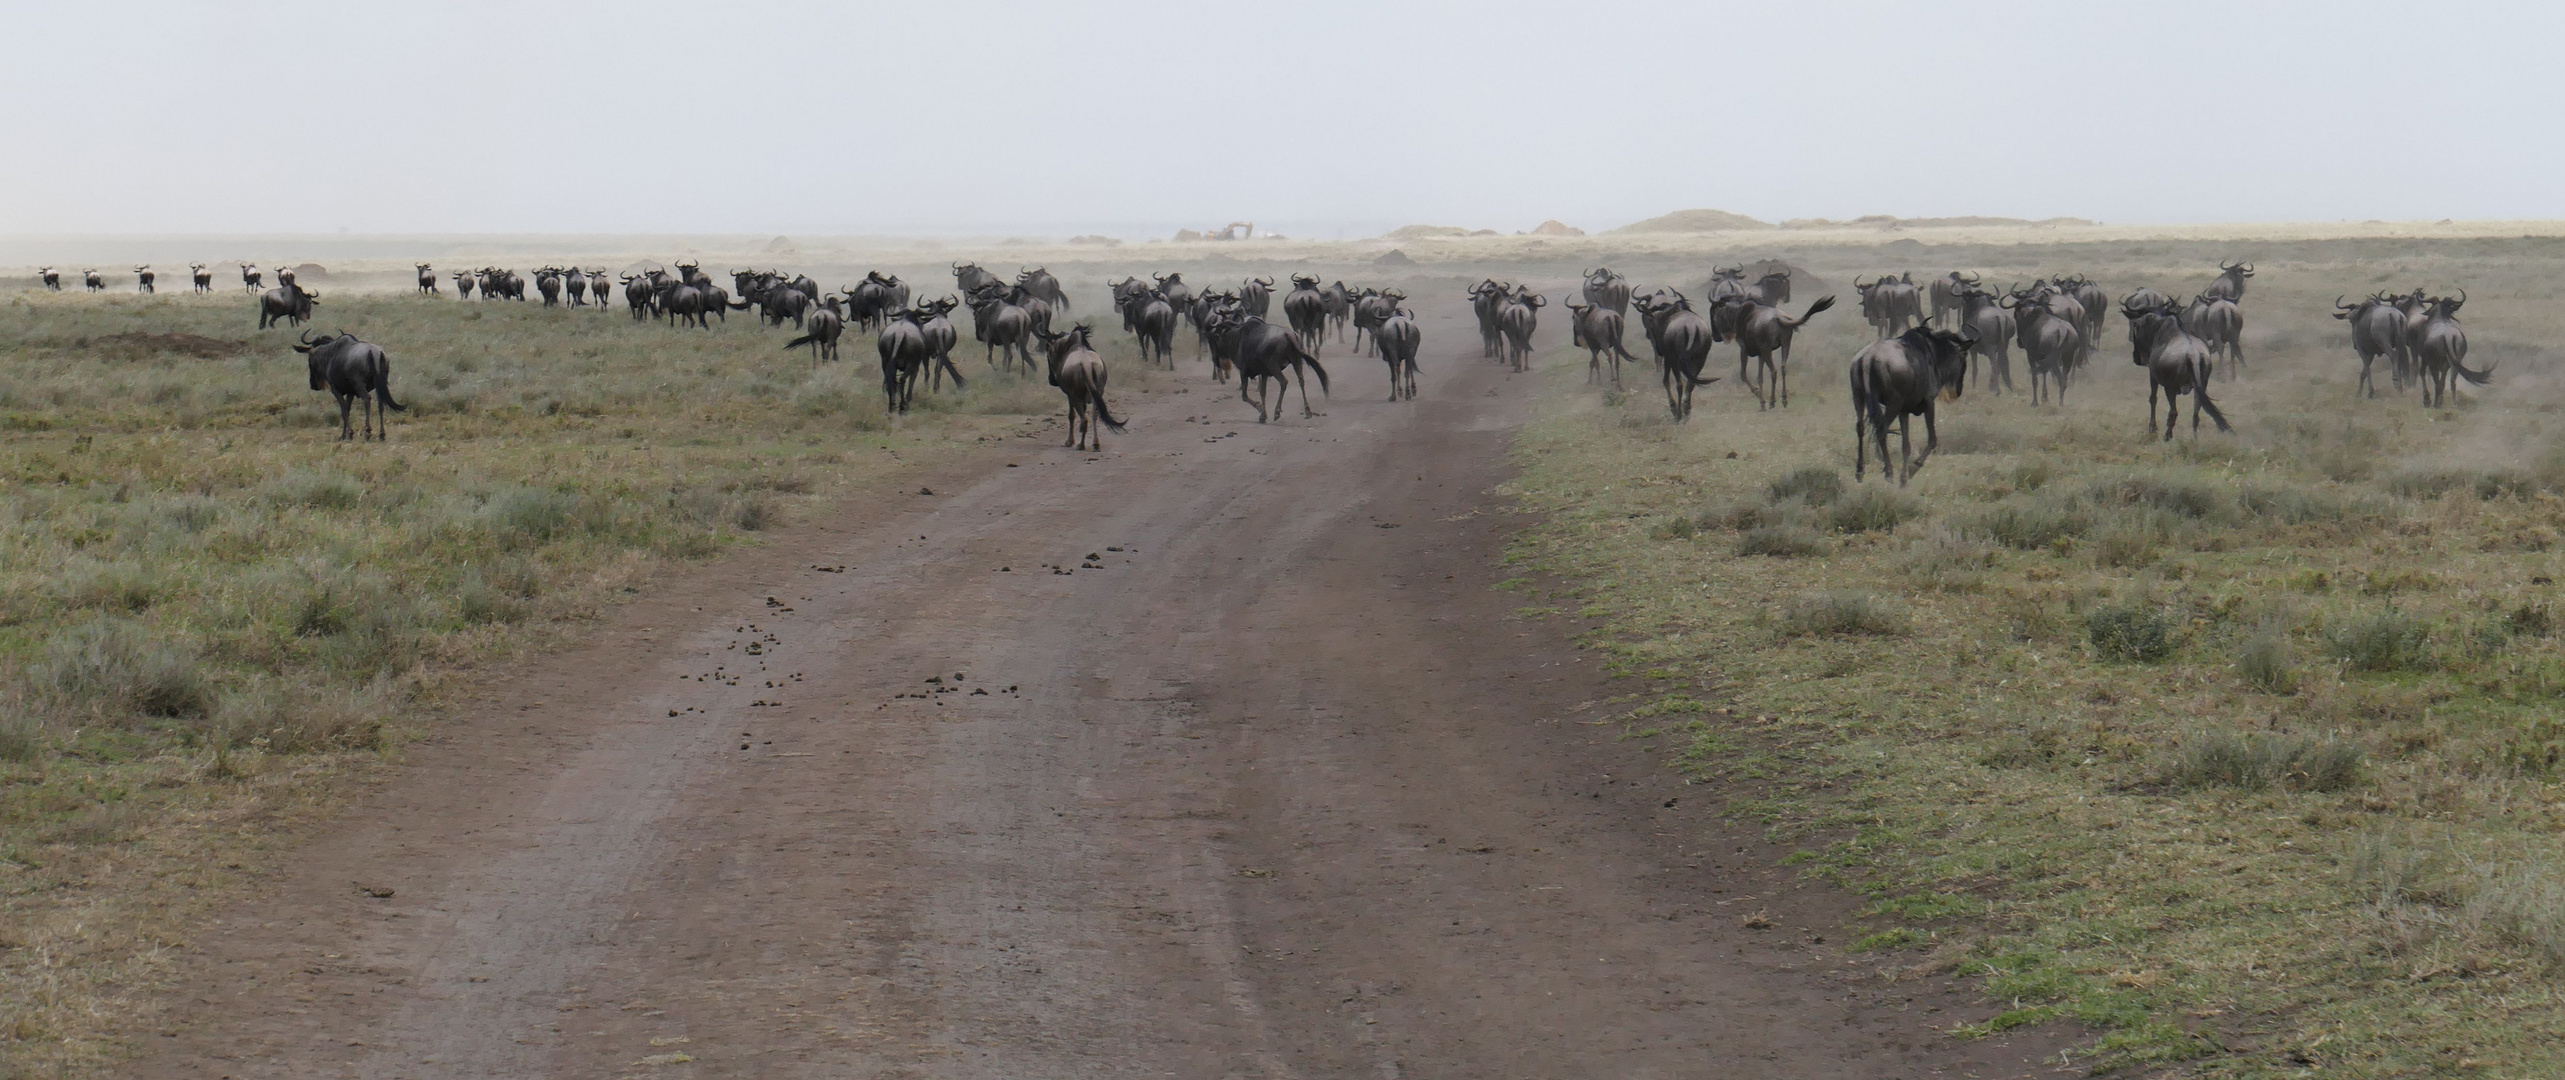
[2162,730,2364,792]
[2086,605,2177,662]
[1777,592,1905,636]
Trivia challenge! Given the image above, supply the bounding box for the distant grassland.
[0,286,1146,1076]
[1505,236,2565,1077]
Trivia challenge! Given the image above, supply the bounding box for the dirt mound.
[288,263,328,279]
[84,332,253,359]
[1531,220,1585,237]
[1374,249,1416,267]
[1780,215,2096,230]
[1384,224,1473,241]
[1611,208,1773,234]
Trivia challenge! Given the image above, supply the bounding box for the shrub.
[38,616,213,720]
[1779,592,1906,636]
[484,487,578,542]
[2465,861,2565,967]
[2087,605,2178,662]
[1767,466,1845,506]
[1827,486,1924,534]
[2088,474,2228,520]
[2327,607,2433,672]
[1898,525,1998,581]
[1649,516,1698,541]
[1972,499,2089,549]
[2167,730,2364,792]
[56,559,159,613]
[2241,487,2342,525]
[262,469,364,510]
[0,712,42,763]
[2238,627,2298,693]
[2088,519,2162,569]
[1737,527,1825,558]
[2385,468,2539,501]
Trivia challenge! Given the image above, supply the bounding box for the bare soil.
[130,304,2068,1078]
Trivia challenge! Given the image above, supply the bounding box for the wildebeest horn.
[2335,294,2352,310]
[297,329,316,344]
[2454,288,2466,305]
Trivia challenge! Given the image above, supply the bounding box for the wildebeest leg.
[337,393,355,440]
[1895,413,1912,486]
[1241,376,1266,423]
[1296,366,1318,418]
[1063,396,1077,447]
[1914,404,1938,482]
[1853,403,1869,482]
[1777,348,1791,408]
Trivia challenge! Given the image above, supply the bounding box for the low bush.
[1972,498,2089,550]
[1779,592,1906,636]
[1767,466,1845,506]
[2087,605,2178,662]
[1737,527,1825,558]
[36,616,213,721]
[2237,627,2298,693]
[1827,486,1925,534]
[2327,607,2433,672]
[2166,730,2364,792]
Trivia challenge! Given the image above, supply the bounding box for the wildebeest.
[293,330,404,441]
[277,266,298,291]
[2334,293,2407,397]
[1496,288,1544,373]
[1038,324,1126,450]
[454,270,476,299]
[564,267,589,306]
[1010,283,1055,339]
[191,264,213,293]
[257,283,318,328]
[134,266,154,294]
[621,274,653,318]
[1015,267,1069,312]
[83,269,103,292]
[588,270,611,310]
[1353,288,1403,356]
[239,263,263,292]
[1750,267,1792,304]
[1852,274,1923,338]
[1710,293,1834,409]
[1128,289,1178,368]
[1638,292,1719,421]
[1152,272,1194,320]
[655,279,709,329]
[2201,260,2253,303]
[1953,283,2017,394]
[415,263,438,296]
[967,288,1036,372]
[918,296,967,392]
[1373,305,1421,401]
[1927,271,1977,327]
[953,261,1002,297]
[2182,293,2246,377]
[2124,301,2232,440]
[1467,279,1510,359]
[1204,309,1330,423]
[2060,274,2109,349]
[1851,324,1976,485]
[1582,268,1630,314]
[535,267,563,307]
[2410,291,2493,409]
[1282,275,1327,354]
[1239,275,1274,318]
[784,305,845,362]
[877,307,933,414]
[1567,301,1639,387]
[1322,280,1357,343]
[2008,289,2083,405]
[38,267,59,291]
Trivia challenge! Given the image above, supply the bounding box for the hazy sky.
[2,0,2557,237]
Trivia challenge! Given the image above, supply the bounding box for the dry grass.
[1505,231,2565,1076]
[0,282,1173,1076]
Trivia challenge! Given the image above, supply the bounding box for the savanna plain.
[1,223,2562,1077]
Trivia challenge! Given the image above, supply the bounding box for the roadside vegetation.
[0,285,1147,1075]
[1506,237,2565,1076]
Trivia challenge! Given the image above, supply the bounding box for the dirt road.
[136,306,2065,1078]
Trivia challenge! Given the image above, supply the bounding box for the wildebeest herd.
[22,254,2494,459]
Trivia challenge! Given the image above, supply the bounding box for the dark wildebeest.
[239,263,263,292]
[588,270,611,310]
[918,296,967,392]
[1353,288,1402,356]
[1645,293,1719,421]
[1130,290,1178,368]
[83,269,103,292]
[621,274,652,319]
[655,280,709,329]
[134,266,155,294]
[1239,275,1274,318]
[1496,288,1545,373]
[877,308,932,414]
[968,289,1036,373]
[191,264,214,293]
[1015,267,1069,312]
[1322,280,1357,343]
[2189,293,2245,377]
[535,267,563,307]
[2334,294,2407,397]
[257,284,318,329]
[953,261,1002,297]
[38,267,59,291]
[1151,272,1193,325]
[784,305,844,362]
[454,270,476,300]
[1373,305,1421,401]
[848,273,900,332]
[2411,292,2493,409]
[2060,274,2109,349]
[1927,271,1977,327]
[1567,302,1639,387]
[762,286,813,329]
[1851,325,1976,485]
[414,263,438,296]
[565,267,588,307]
[2124,301,2233,440]
[1853,275,1924,338]
[2201,260,2254,303]
[1629,286,1683,379]
[1188,290,1223,362]
[1038,324,1126,451]
[2008,290,2083,406]
[1582,267,1630,314]
[1954,283,2017,394]
[1711,293,1834,409]
[293,330,404,441]
[1750,267,1792,304]
[1206,310,1330,423]
[1467,279,1509,359]
[1282,275,1327,354]
[1010,283,1055,339]
[1106,276,1149,332]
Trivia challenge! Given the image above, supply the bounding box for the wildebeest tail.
[1092,390,1127,434]
[2453,354,2496,386]
[2191,367,2232,433]
[1785,295,1837,325]
[1297,339,1331,397]
[784,331,818,351]
[376,361,406,413]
